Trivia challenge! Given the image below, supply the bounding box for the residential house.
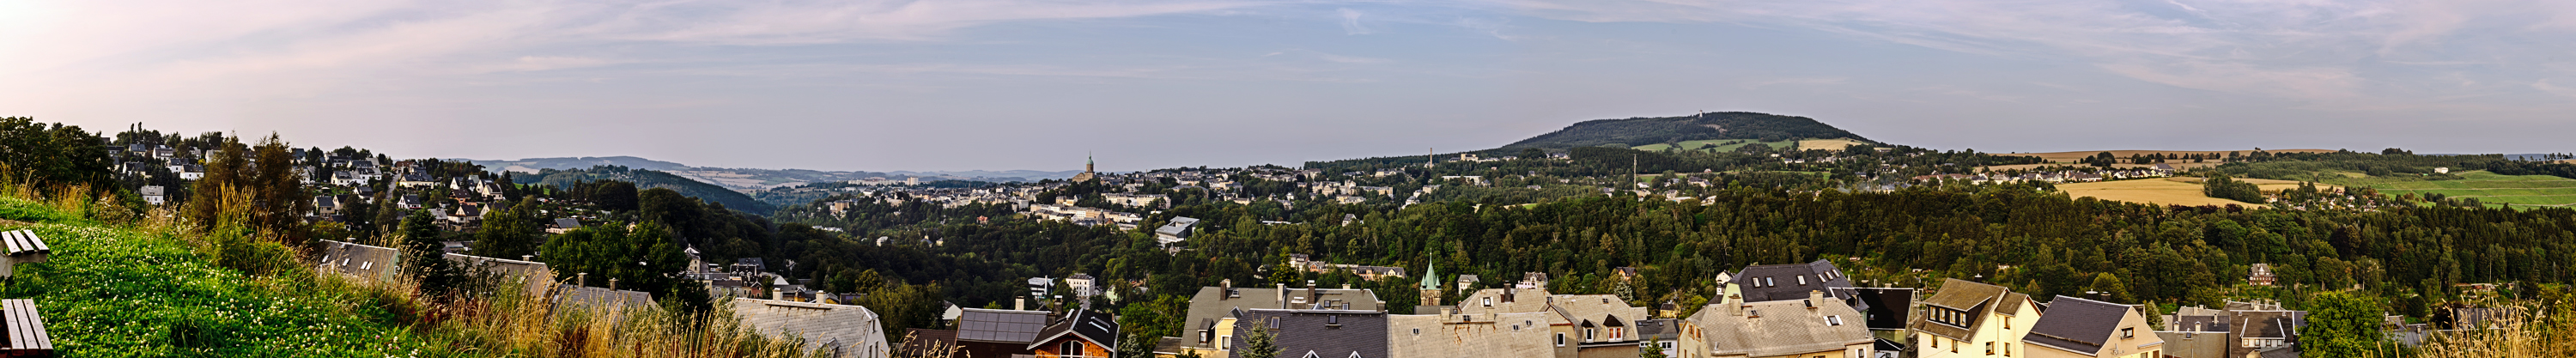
[1066,274,1098,298]
[316,240,402,282]
[1176,281,1384,358]
[1679,290,1874,358]
[1910,279,2041,358]
[548,218,583,234]
[2021,296,2165,358]
[955,308,1054,358]
[2248,264,2276,286]
[1850,288,1917,342]
[1029,309,1119,358]
[140,185,166,205]
[1156,217,1200,247]
[1233,309,1388,358]
[446,252,554,298]
[1442,288,1651,358]
[734,298,893,358]
[2156,300,2305,358]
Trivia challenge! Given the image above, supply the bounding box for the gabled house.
[2247,264,2276,286]
[140,185,166,205]
[1437,288,1649,358]
[316,240,401,282]
[1029,309,1119,358]
[2022,296,2165,358]
[1679,290,1874,358]
[956,308,1054,358]
[1155,217,1200,247]
[1910,279,2041,358]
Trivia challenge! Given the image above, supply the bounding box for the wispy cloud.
[1340,8,1375,34]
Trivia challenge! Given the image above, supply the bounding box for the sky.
[5,0,2576,172]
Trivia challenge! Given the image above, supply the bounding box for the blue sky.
[5,0,2574,172]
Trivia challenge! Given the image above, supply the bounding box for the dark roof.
[1729,259,1856,303]
[2171,315,2229,332]
[554,218,582,229]
[1026,309,1120,351]
[1852,288,1914,330]
[1233,310,1388,358]
[1181,285,1383,350]
[956,308,1051,343]
[2022,295,2133,355]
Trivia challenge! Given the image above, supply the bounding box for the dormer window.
[1797,276,1807,286]
[1826,316,1843,326]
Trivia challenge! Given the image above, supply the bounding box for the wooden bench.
[0,230,47,278]
[0,300,51,356]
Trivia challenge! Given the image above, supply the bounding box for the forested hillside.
[1499,112,1869,151]
[515,166,775,215]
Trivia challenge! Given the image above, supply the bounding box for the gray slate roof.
[1728,260,1856,303]
[1181,284,1382,350]
[956,308,1052,343]
[555,284,655,310]
[1232,309,1388,358]
[316,240,401,282]
[2022,295,2132,355]
[733,298,892,358]
[1908,279,2028,342]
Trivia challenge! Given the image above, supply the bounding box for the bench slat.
[24,231,44,253]
[4,300,23,350]
[0,231,21,254]
[24,300,49,350]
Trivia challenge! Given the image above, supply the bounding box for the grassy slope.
[2351,171,2576,208]
[0,198,440,356]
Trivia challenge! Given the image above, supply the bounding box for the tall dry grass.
[2398,298,2576,358]
[0,167,822,358]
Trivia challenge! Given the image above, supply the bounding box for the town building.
[1910,279,2041,358]
[1680,290,1874,358]
[1232,309,1388,358]
[1175,280,1385,358]
[734,298,893,358]
[2021,296,2165,358]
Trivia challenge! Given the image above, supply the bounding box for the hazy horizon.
[9,0,2575,172]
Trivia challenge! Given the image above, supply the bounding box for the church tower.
[1419,252,1443,306]
[1070,153,1099,183]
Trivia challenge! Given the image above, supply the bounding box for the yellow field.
[2056,179,2262,207]
[1797,138,1869,151]
[1981,162,2221,172]
[1998,149,2339,163]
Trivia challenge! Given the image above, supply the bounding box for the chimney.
[1341,283,1352,290]
[1502,288,1515,303]
[1016,298,1027,311]
[773,288,783,300]
[1727,294,1744,317]
[577,272,587,288]
[610,278,618,291]
[1807,290,1825,310]
[1277,283,1289,309]
[521,255,533,262]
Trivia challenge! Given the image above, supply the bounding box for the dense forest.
[1498,112,1870,150]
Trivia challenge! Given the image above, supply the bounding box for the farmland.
[2056,178,2271,207]
[2354,171,2576,209]
[1795,138,1870,151]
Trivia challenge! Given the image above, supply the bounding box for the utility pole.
[1631,154,1639,191]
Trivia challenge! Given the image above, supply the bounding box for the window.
[1826,316,1843,326]
[2003,343,2012,357]
[1556,333,1566,346]
[1327,315,1340,325]
[1586,328,1597,342]
[1985,342,1994,355]
[1950,339,1958,353]
[1798,276,1807,286]
[1218,336,1231,349]
[2121,328,2134,338]
[1268,318,1282,329]
[1064,341,1084,356]
[1411,329,1419,336]
[1483,298,1492,306]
